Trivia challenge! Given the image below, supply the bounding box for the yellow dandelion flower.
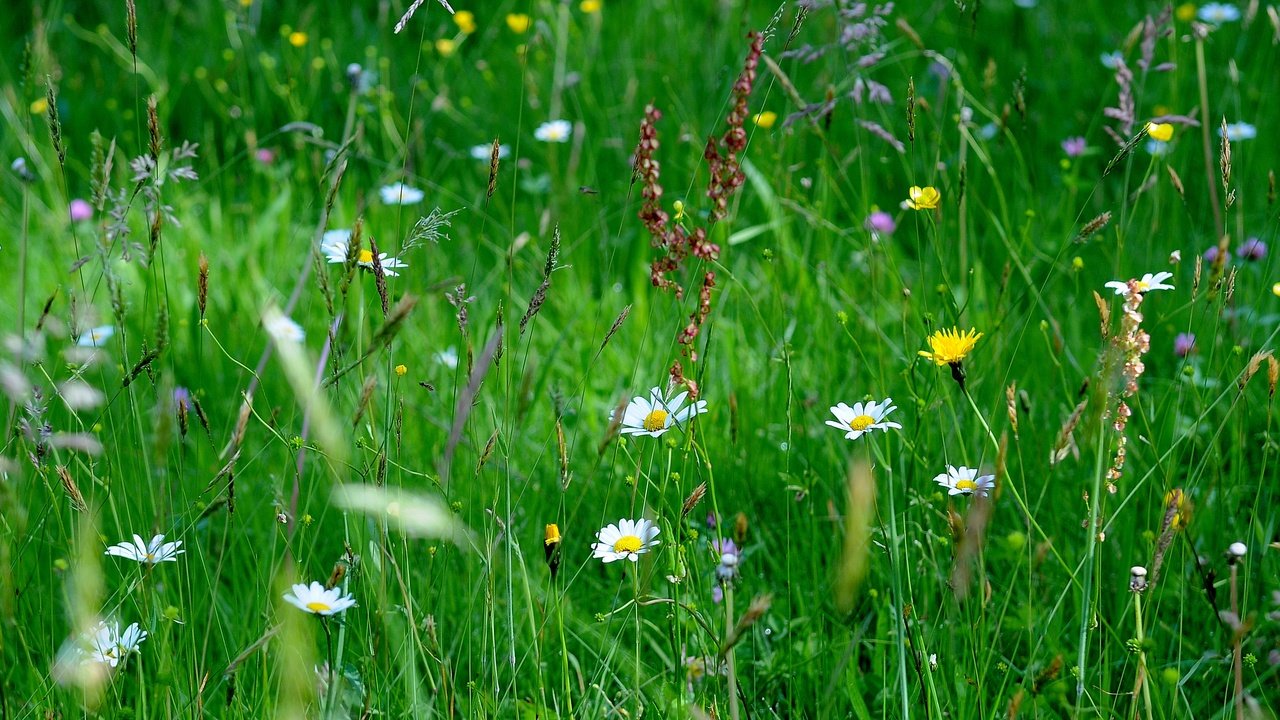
[288,31,309,47]
[30,97,48,115]
[1145,122,1173,142]
[395,364,407,377]
[545,524,561,546]
[435,38,456,56]
[580,0,602,11]
[506,13,531,33]
[1174,3,1197,21]
[752,111,777,129]
[918,327,983,366]
[905,185,941,210]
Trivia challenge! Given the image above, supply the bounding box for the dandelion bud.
[1129,565,1148,593]
[544,523,562,580]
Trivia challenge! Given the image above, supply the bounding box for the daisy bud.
[1129,565,1148,593]
[1226,542,1247,564]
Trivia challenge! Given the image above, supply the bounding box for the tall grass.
[1,0,1278,717]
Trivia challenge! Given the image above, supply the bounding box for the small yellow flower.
[580,0,602,11]
[919,327,983,366]
[906,185,941,211]
[239,0,252,6]
[435,38,456,56]
[1273,282,1280,297]
[454,10,476,34]
[545,524,561,546]
[1145,122,1174,142]
[506,13,531,33]
[752,111,777,129]
[673,200,685,221]
[30,98,48,115]
[288,31,309,47]
[395,364,407,377]
[1175,2,1197,21]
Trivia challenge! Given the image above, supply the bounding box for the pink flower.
[69,198,93,222]
[1174,332,1195,358]
[1061,136,1087,158]
[255,148,276,164]
[864,210,896,236]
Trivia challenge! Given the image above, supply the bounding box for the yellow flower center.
[643,409,668,432]
[358,249,374,264]
[145,553,155,562]
[955,480,977,492]
[613,535,643,554]
[1136,280,1150,291]
[306,601,332,613]
[849,414,875,432]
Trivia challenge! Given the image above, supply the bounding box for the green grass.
[2,0,1279,717]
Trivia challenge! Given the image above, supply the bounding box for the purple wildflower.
[864,210,896,236]
[1061,136,1087,158]
[1174,333,1195,358]
[69,198,93,222]
[1237,237,1267,261]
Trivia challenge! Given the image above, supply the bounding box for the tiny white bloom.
[283,581,357,616]
[592,518,661,563]
[1197,2,1241,23]
[1100,51,1124,70]
[1218,122,1256,141]
[1227,541,1247,558]
[1104,271,1175,295]
[825,398,902,440]
[104,533,185,564]
[534,119,572,143]
[320,229,408,276]
[616,386,708,437]
[78,325,115,348]
[88,621,147,667]
[435,346,459,369]
[378,182,425,205]
[933,465,995,497]
[264,313,306,343]
[470,143,510,160]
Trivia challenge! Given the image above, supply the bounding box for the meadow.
[2,0,1279,717]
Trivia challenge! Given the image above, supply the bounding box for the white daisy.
[283,581,357,616]
[470,143,511,160]
[104,533,185,564]
[1104,271,1175,295]
[320,229,408,276]
[534,119,572,143]
[77,325,115,348]
[616,386,708,438]
[1218,122,1256,141]
[1197,2,1241,23]
[264,313,306,343]
[933,465,995,497]
[87,621,147,667]
[378,182,425,205]
[592,518,661,563]
[825,398,902,440]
